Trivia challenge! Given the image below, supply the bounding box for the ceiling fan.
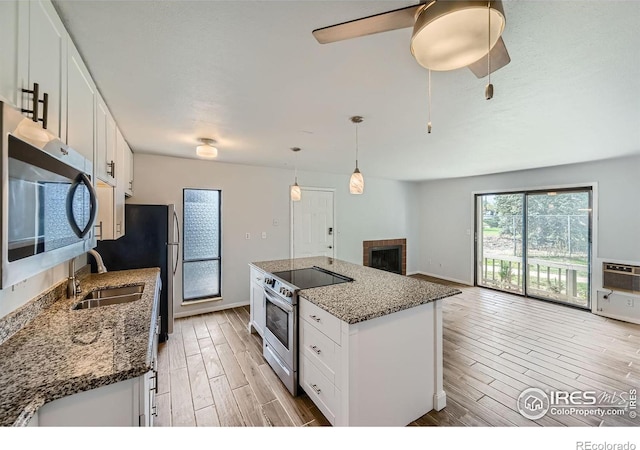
[312,0,511,79]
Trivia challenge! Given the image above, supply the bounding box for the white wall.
[132,154,419,317]
[0,255,85,319]
[416,155,640,286]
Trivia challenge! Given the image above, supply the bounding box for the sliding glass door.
[476,188,592,309]
[477,193,525,294]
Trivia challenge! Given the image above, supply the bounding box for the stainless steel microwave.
[1,102,97,289]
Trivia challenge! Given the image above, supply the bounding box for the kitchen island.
[250,256,461,426]
[0,268,160,427]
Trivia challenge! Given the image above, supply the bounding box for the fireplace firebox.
[363,238,407,275]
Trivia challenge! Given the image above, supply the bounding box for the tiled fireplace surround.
[362,238,407,276]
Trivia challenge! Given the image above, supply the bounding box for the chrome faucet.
[67,258,81,299]
[88,249,108,274]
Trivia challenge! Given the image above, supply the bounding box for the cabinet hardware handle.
[311,384,321,395]
[107,160,115,177]
[311,345,321,355]
[94,221,103,240]
[21,83,39,122]
[39,92,48,129]
[309,315,321,323]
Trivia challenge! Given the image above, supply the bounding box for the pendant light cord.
[355,121,359,170]
[487,1,491,85]
[427,69,432,133]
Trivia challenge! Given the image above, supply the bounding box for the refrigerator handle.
[171,210,180,276]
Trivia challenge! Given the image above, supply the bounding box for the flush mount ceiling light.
[196,138,218,159]
[290,147,301,202]
[349,116,364,195]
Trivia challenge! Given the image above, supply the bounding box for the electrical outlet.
[261,232,267,239]
[627,298,635,308]
[245,233,250,240]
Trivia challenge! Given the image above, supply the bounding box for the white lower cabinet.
[249,266,266,337]
[299,297,442,426]
[37,372,155,426]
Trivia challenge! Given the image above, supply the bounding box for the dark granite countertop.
[0,268,160,427]
[250,257,461,324]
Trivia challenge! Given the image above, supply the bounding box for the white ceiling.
[53,0,640,182]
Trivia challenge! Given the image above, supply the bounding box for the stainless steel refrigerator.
[93,204,179,342]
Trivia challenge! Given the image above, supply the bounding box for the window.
[475,187,592,309]
[183,189,221,301]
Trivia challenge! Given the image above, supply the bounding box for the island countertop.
[250,257,461,324]
[0,268,160,427]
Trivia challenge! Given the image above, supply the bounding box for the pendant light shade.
[349,116,364,195]
[349,168,364,195]
[196,138,218,159]
[290,182,301,202]
[410,1,505,71]
[290,147,302,202]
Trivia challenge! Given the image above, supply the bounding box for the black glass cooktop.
[272,266,354,290]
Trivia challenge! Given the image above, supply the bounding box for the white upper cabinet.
[0,1,28,107]
[66,37,95,162]
[125,147,134,197]
[95,93,117,186]
[27,0,68,140]
[115,129,127,239]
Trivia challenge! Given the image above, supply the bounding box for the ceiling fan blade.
[467,37,511,78]
[312,3,424,44]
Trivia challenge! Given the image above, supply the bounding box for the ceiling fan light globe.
[410,2,505,71]
[196,144,218,159]
[349,169,364,195]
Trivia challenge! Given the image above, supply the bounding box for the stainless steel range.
[262,266,354,395]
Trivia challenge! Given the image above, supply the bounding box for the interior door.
[292,189,335,258]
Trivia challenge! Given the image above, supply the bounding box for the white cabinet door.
[251,281,265,337]
[125,147,134,197]
[95,93,110,183]
[96,182,116,240]
[105,110,117,184]
[114,128,127,239]
[28,0,67,140]
[0,1,28,107]
[66,37,95,162]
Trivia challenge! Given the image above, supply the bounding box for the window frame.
[182,188,222,301]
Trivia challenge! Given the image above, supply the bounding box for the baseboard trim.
[434,391,447,411]
[412,271,472,286]
[174,301,250,319]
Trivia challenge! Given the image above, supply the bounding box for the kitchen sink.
[71,284,145,310]
[83,284,144,299]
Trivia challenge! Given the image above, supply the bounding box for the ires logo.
[518,388,637,420]
[549,391,598,405]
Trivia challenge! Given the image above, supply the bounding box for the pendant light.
[290,147,301,202]
[349,116,364,195]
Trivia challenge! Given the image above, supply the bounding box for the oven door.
[263,287,296,369]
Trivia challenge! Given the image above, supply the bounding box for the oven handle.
[264,287,293,312]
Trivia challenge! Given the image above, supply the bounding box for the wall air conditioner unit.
[603,263,640,294]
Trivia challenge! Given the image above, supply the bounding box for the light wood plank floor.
[157,278,640,427]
